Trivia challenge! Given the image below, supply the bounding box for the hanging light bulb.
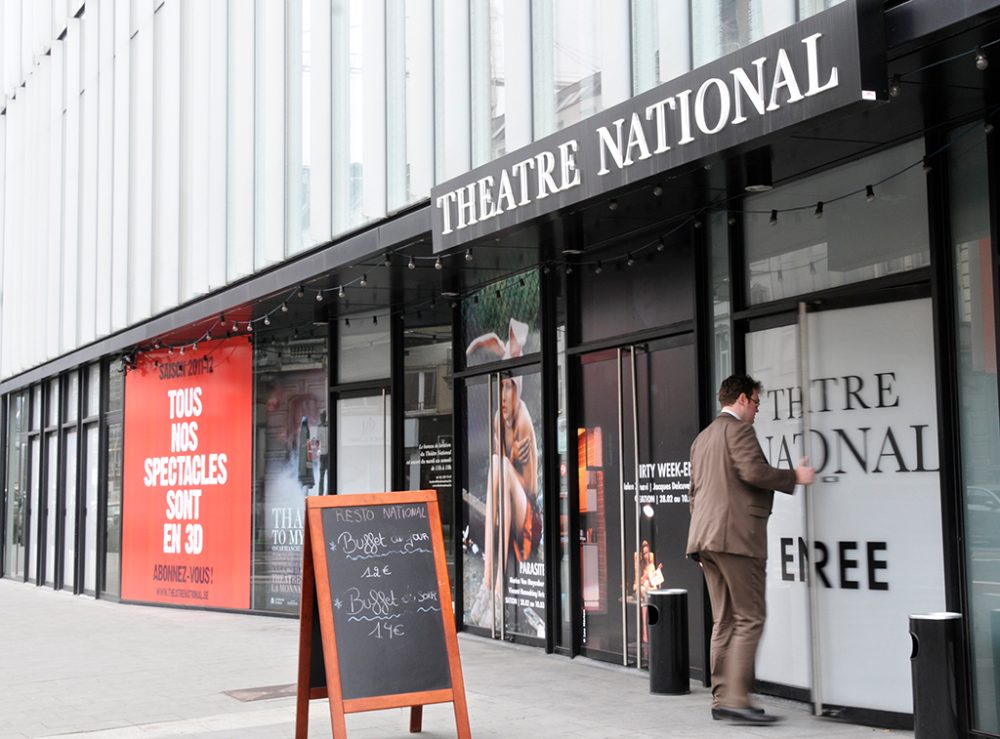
[193,342,198,352]
[232,320,238,331]
[888,73,902,98]
[434,257,442,270]
[373,315,378,326]
[180,345,185,355]
[408,256,416,270]
[383,253,392,267]
[360,273,368,287]
[608,198,619,211]
[814,201,824,218]
[657,237,666,252]
[595,261,603,274]
[339,286,346,299]
[465,249,473,262]
[345,317,351,328]
[281,301,288,313]
[976,48,989,71]
[769,209,778,225]
[866,184,876,202]
[206,330,212,340]
[316,290,324,302]
[264,315,271,326]
[297,285,305,298]
[626,252,635,267]
[247,322,253,332]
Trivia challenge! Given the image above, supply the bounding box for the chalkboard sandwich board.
[295,490,471,738]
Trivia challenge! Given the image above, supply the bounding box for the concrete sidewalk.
[0,579,910,738]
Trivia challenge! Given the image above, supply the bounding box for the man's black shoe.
[711,706,780,724]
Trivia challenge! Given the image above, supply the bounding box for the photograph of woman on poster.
[467,319,543,627]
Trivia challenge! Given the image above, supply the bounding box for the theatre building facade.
[3,0,1000,733]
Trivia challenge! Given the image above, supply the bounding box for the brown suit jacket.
[686,413,798,560]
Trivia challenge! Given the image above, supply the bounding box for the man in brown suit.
[687,374,815,725]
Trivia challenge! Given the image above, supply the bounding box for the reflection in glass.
[404,323,454,590]
[103,421,123,597]
[387,0,433,210]
[338,315,391,383]
[62,428,78,590]
[3,393,29,580]
[950,124,1000,733]
[709,210,732,391]
[337,394,391,494]
[799,0,845,20]
[744,138,930,305]
[251,335,328,614]
[630,0,690,94]
[533,0,617,137]
[28,437,40,582]
[65,373,79,422]
[84,424,99,592]
[45,433,57,586]
[691,0,795,69]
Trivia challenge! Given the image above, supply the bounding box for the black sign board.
[295,491,470,738]
[431,0,885,253]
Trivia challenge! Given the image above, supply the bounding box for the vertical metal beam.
[617,348,628,666]
[630,347,641,669]
[799,301,822,717]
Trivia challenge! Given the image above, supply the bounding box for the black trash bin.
[647,588,689,695]
[909,612,965,739]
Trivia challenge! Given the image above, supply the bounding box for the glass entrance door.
[748,297,945,715]
[576,336,704,673]
[462,366,546,643]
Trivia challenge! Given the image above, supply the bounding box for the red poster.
[121,337,253,608]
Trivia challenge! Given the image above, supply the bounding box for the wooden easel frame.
[294,490,471,738]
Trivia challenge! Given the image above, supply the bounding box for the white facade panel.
[361,1,386,224]
[439,0,470,181]
[285,0,304,256]
[308,0,332,246]
[78,7,99,346]
[3,1,23,99]
[46,45,63,363]
[206,0,228,292]
[598,1,629,108]
[95,0,116,337]
[179,0,212,302]
[254,0,285,268]
[128,6,154,324]
[62,20,81,354]
[111,0,132,332]
[227,3,254,281]
[504,0,532,151]
[153,0,181,314]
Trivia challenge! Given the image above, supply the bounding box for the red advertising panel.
[122,337,253,608]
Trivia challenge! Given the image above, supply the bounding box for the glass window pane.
[691,0,795,69]
[31,385,41,430]
[951,123,1000,734]
[708,210,732,391]
[64,372,79,422]
[251,332,328,614]
[403,322,454,589]
[103,420,122,597]
[534,0,623,137]
[799,0,845,21]
[744,138,930,305]
[387,0,433,210]
[107,364,124,413]
[4,393,29,580]
[86,362,100,417]
[631,0,690,94]
[47,379,60,427]
[62,428,78,590]
[84,424,99,592]
[338,316,390,383]
[28,437,40,582]
[337,394,391,494]
[44,433,57,586]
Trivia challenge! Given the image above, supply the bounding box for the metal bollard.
[646,588,689,695]
[909,612,966,739]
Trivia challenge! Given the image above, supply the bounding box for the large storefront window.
[745,138,930,305]
[748,299,945,715]
[3,391,29,580]
[251,331,328,614]
[461,272,546,642]
[102,368,124,597]
[403,320,454,588]
[949,123,1000,733]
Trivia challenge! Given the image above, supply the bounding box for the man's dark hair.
[718,374,762,406]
